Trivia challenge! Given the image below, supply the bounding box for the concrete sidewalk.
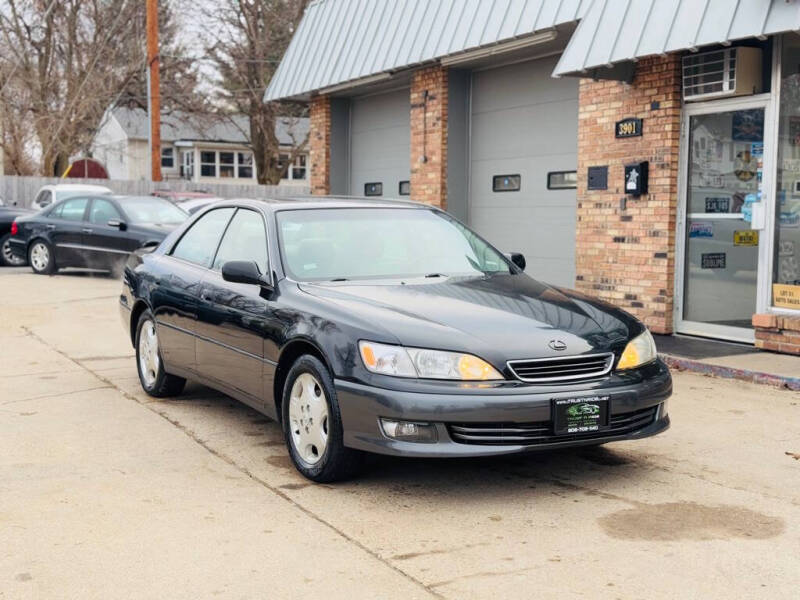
[655,334,800,391]
[0,327,433,599]
[2,269,800,600]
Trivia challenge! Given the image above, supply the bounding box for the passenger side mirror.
[506,252,526,271]
[108,219,127,231]
[221,260,272,289]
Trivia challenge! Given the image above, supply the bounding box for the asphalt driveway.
[1,267,798,599]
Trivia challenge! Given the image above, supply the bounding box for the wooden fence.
[0,176,309,208]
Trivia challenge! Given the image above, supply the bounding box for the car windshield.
[117,197,188,225]
[277,207,512,281]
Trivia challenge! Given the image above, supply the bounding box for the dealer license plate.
[553,395,610,435]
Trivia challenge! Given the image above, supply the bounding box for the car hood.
[299,274,640,362]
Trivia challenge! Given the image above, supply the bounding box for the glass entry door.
[679,105,768,341]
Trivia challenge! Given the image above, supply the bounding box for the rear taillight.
[10,221,18,236]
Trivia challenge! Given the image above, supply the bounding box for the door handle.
[81,228,93,234]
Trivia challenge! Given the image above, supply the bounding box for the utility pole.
[146,0,162,182]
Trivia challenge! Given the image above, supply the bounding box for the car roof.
[212,195,429,213]
[152,190,216,199]
[46,183,113,192]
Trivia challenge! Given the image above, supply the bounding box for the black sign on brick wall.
[616,117,643,138]
[587,166,608,190]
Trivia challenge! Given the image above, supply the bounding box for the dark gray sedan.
[120,197,671,482]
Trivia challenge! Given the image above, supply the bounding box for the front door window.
[683,108,764,333]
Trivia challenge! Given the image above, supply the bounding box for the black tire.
[0,233,26,267]
[135,310,186,398]
[28,239,57,274]
[281,355,362,483]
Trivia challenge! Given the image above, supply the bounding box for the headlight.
[616,329,657,370]
[358,341,503,380]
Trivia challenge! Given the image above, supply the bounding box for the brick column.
[410,66,448,208]
[752,314,800,355]
[576,55,682,334]
[309,94,331,195]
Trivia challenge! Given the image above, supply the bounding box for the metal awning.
[265,0,592,102]
[554,0,800,78]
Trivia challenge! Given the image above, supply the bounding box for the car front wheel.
[28,240,56,274]
[0,233,26,267]
[135,310,186,398]
[282,355,362,482]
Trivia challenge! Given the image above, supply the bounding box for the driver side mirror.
[221,260,272,289]
[108,219,127,231]
[506,252,526,271]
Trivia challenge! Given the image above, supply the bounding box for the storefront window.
[683,109,762,329]
[774,37,800,310]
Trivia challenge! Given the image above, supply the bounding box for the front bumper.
[335,359,672,457]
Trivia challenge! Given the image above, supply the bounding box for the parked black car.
[120,198,671,482]
[1,204,33,266]
[8,195,188,275]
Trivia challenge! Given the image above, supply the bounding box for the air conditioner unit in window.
[682,47,762,102]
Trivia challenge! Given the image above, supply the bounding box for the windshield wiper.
[329,277,348,282]
[424,273,447,278]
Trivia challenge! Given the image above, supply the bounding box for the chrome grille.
[507,353,614,383]
[448,405,659,446]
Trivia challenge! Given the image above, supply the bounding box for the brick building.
[266,0,800,355]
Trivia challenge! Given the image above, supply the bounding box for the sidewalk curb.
[660,353,800,391]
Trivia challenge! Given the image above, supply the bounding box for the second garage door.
[469,56,578,288]
[349,88,410,197]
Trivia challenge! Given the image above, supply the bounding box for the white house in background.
[90,107,309,186]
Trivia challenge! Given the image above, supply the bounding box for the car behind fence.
[0,176,308,208]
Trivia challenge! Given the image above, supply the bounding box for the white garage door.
[470,56,578,287]
[350,88,410,197]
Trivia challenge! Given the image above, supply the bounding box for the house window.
[237,153,254,179]
[219,152,235,178]
[200,151,217,177]
[292,155,307,180]
[279,153,308,180]
[161,147,174,169]
[279,154,290,179]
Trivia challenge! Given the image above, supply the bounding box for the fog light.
[380,419,438,443]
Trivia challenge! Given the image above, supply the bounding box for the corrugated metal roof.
[111,107,308,145]
[554,0,800,77]
[265,0,592,101]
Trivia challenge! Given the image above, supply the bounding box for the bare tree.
[0,0,201,176]
[203,0,309,185]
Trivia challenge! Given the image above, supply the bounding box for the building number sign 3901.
[616,118,642,138]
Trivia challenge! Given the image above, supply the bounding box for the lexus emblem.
[548,339,567,352]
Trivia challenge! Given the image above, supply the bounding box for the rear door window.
[170,208,235,267]
[58,197,89,221]
[212,209,268,272]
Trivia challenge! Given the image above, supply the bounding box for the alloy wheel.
[138,320,160,388]
[30,242,50,272]
[288,372,330,465]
